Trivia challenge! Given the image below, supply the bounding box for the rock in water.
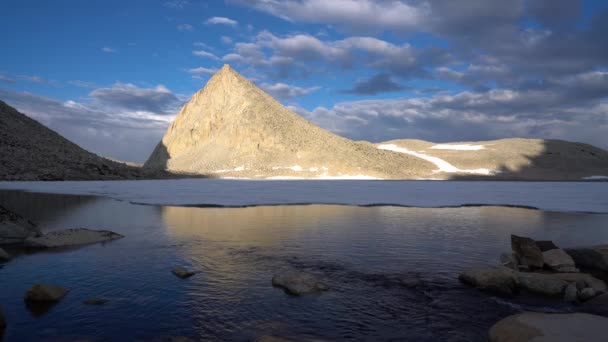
[272,270,329,296]
[0,306,5,330]
[516,272,606,297]
[543,249,578,273]
[255,336,295,342]
[536,240,558,252]
[581,293,608,316]
[563,283,578,302]
[579,288,597,302]
[83,298,109,305]
[499,252,518,269]
[565,245,608,272]
[0,248,9,261]
[489,312,608,342]
[458,266,518,294]
[511,235,544,269]
[24,228,123,248]
[143,64,435,179]
[0,205,41,245]
[24,284,68,302]
[172,266,196,279]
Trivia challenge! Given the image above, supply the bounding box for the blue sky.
[1,0,607,162]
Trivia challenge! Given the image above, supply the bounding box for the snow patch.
[378,144,493,175]
[431,144,486,151]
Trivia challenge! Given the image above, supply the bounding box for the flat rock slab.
[24,228,124,248]
[272,270,329,296]
[489,312,608,342]
[25,284,68,302]
[172,266,196,279]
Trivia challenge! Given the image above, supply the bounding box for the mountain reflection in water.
[1,190,608,341]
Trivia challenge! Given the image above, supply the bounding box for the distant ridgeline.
[144,65,608,181]
[1,65,607,181]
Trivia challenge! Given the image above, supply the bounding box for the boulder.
[536,240,558,252]
[542,249,578,273]
[511,235,544,269]
[172,266,196,279]
[565,245,608,272]
[564,283,578,302]
[272,270,329,296]
[516,272,606,297]
[24,228,123,248]
[579,288,597,302]
[580,293,608,316]
[83,298,109,305]
[24,284,68,302]
[499,252,518,269]
[0,248,9,261]
[489,312,608,342]
[458,266,518,294]
[0,205,41,245]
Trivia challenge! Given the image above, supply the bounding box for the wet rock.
[0,248,9,261]
[83,298,109,305]
[169,337,194,342]
[499,252,518,269]
[256,336,294,342]
[517,272,606,297]
[564,283,578,302]
[24,228,124,248]
[511,235,544,269]
[172,266,196,279]
[0,306,5,330]
[536,240,558,252]
[272,270,329,296]
[543,249,578,273]
[25,284,68,302]
[565,245,608,272]
[458,266,518,294]
[580,293,608,316]
[489,312,608,342]
[579,288,597,302]
[0,205,41,245]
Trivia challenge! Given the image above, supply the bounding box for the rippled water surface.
[1,189,608,341]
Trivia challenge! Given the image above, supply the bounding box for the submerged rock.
[83,298,109,305]
[542,249,578,273]
[0,248,9,261]
[172,266,196,279]
[489,312,608,342]
[565,245,608,272]
[458,266,518,294]
[24,284,69,302]
[0,205,41,245]
[272,270,329,296]
[24,228,124,248]
[511,235,544,269]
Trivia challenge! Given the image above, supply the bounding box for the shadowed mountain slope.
[0,100,156,180]
[144,65,435,179]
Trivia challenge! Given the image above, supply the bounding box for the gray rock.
[579,288,597,302]
[517,272,606,297]
[565,245,608,272]
[542,249,578,273]
[580,293,608,317]
[0,205,41,245]
[499,252,518,269]
[489,312,608,342]
[458,266,518,294]
[511,235,544,269]
[24,228,124,248]
[272,270,329,296]
[172,266,196,279]
[24,284,69,302]
[536,240,558,252]
[0,247,9,261]
[564,283,578,302]
[83,298,109,305]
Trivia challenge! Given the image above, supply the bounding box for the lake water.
[1,180,608,341]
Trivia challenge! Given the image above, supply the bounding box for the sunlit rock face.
[144,65,434,179]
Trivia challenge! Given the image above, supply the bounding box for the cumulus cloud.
[342,73,407,95]
[89,83,183,115]
[205,16,238,26]
[260,82,320,100]
[193,50,219,60]
[187,67,218,75]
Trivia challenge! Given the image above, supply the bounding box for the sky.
[1,0,607,163]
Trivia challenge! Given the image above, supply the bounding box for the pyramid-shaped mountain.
[144,65,435,179]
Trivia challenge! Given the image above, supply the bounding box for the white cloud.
[205,16,238,26]
[101,47,117,53]
[193,50,219,60]
[187,67,218,75]
[221,36,233,44]
[177,23,194,31]
[260,82,320,100]
[164,0,189,9]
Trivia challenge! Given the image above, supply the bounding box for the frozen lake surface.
[0,179,607,213]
